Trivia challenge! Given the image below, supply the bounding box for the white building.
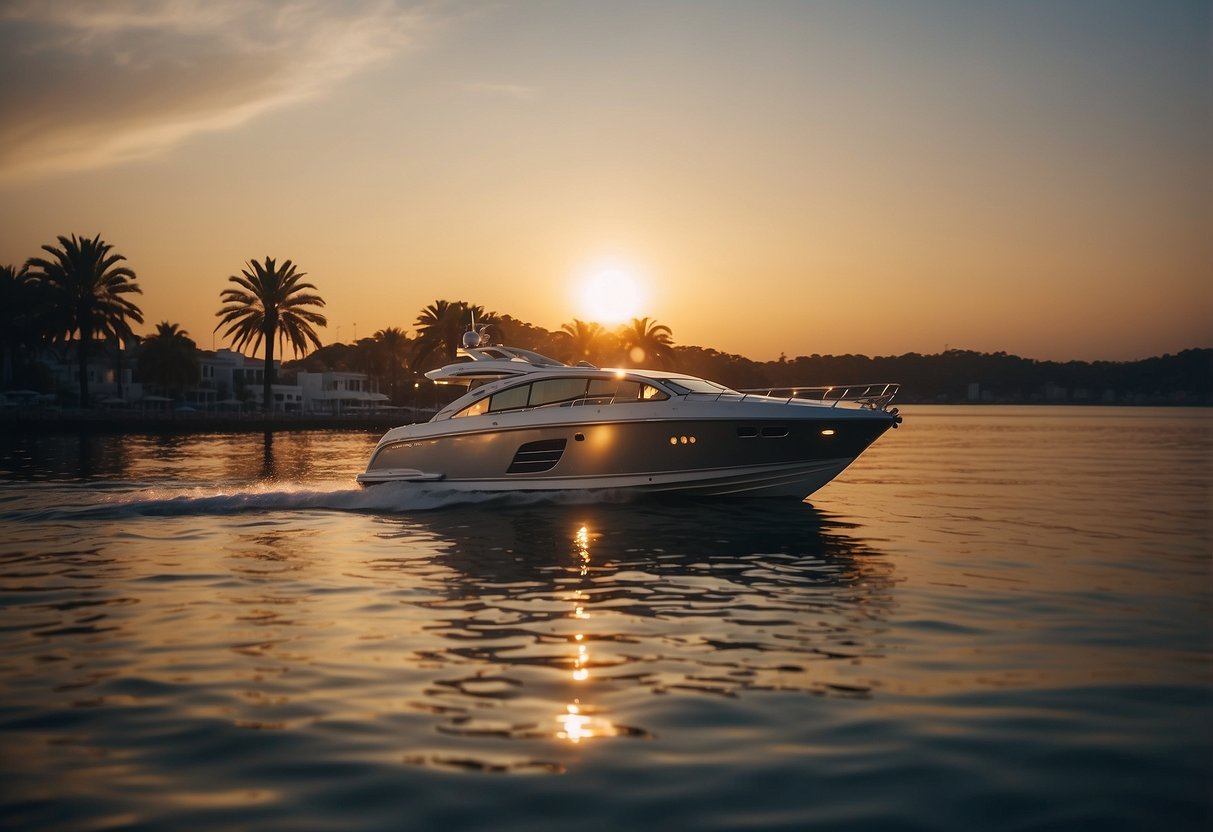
[195,353,382,413]
[24,342,379,415]
[297,371,387,414]
[193,349,303,412]
[41,342,144,406]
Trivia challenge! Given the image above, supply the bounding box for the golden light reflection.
[573,647,589,682]
[556,522,618,743]
[574,525,590,577]
[571,524,592,681]
[557,701,592,742]
[587,425,614,456]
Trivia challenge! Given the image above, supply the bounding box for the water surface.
[1,407,1209,830]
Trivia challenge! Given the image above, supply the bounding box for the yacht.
[356,333,902,499]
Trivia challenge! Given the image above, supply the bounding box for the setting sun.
[578,267,644,324]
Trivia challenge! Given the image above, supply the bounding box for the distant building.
[190,349,305,411]
[269,384,304,413]
[192,349,270,407]
[39,341,144,406]
[297,371,386,414]
[18,341,380,414]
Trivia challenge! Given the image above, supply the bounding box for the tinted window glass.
[453,397,489,418]
[489,384,531,412]
[610,380,667,402]
[614,380,641,400]
[529,378,589,407]
[587,378,618,398]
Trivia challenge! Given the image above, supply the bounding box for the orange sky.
[1,1,1209,362]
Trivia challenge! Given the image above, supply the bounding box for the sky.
[0,0,1208,362]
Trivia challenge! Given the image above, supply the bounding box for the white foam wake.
[7,480,631,522]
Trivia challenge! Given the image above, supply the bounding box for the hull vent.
[507,438,568,474]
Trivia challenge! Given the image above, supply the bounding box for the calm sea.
[0,406,1209,831]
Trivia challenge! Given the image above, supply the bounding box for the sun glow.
[577,266,644,324]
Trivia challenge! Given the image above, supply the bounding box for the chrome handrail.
[734,382,900,411]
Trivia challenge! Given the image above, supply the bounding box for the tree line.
[3,233,1209,410]
[0,234,676,412]
[2,235,330,412]
[308,322,1211,406]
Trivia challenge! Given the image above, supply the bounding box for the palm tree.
[372,326,411,403]
[560,319,611,365]
[620,317,675,368]
[214,257,327,413]
[0,264,43,389]
[98,301,140,402]
[137,322,200,400]
[412,300,495,368]
[354,336,386,384]
[24,234,144,406]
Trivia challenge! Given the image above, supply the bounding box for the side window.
[614,380,641,400]
[529,378,589,407]
[586,378,618,399]
[611,380,668,402]
[489,384,531,412]
[453,397,489,418]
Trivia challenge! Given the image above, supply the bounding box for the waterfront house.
[297,371,387,414]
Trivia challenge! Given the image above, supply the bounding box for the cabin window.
[586,379,617,399]
[489,384,531,412]
[529,378,590,408]
[612,381,667,402]
[613,380,640,400]
[453,375,667,417]
[453,397,489,418]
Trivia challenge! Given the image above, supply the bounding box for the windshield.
[660,377,738,395]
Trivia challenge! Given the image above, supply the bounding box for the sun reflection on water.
[556,524,618,743]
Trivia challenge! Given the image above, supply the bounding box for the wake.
[6,481,629,523]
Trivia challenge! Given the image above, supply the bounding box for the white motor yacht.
[357,333,902,499]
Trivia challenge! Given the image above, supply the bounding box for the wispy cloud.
[0,0,439,180]
[460,81,538,101]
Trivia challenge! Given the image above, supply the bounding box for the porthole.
[761,426,789,438]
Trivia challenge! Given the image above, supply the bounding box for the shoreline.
[0,411,411,435]
[2,400,1209,436]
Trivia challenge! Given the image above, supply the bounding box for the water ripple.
[0,415,1209,830]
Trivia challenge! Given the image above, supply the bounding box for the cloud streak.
[0,0,437,180]
[460,81,538,101]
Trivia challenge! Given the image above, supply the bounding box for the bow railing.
[735,382,900,411]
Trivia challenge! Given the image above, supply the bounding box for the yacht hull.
[357,458,851,498]
[356,413,894,499]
